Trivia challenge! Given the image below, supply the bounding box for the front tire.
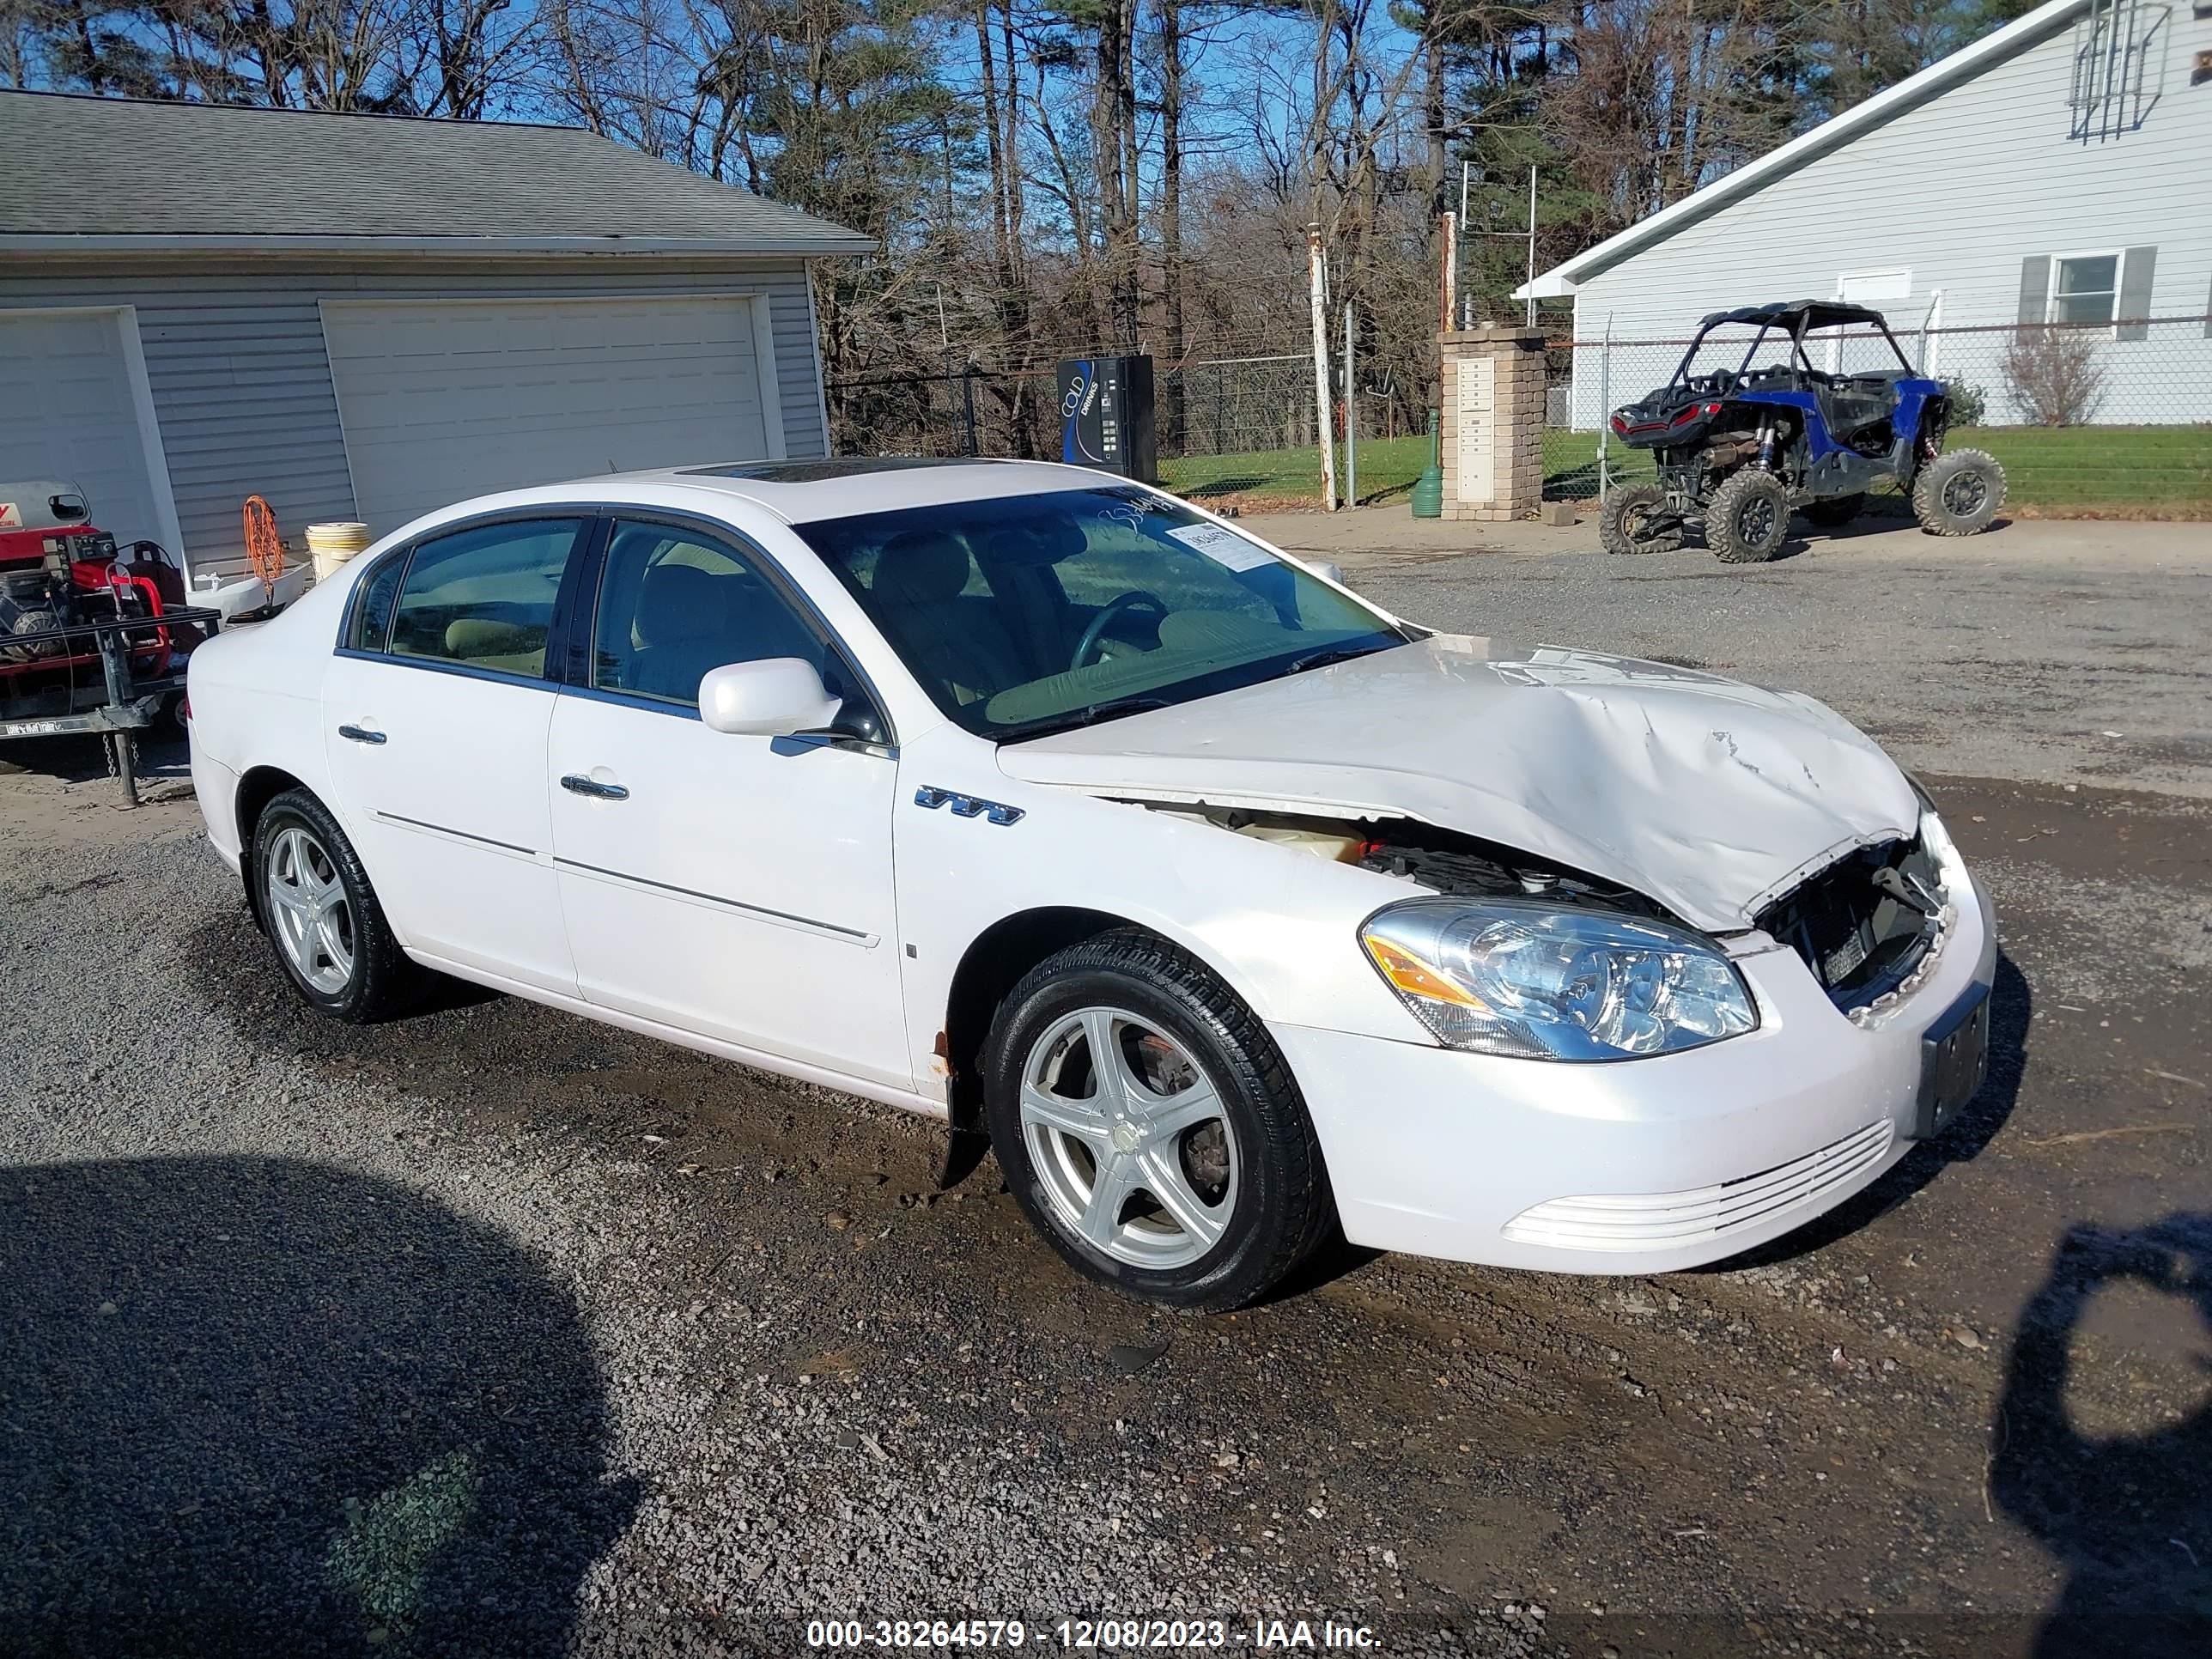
[252,788,422,1022]
[1597,483,1682,555]
[982,930,1333,1311]
[1707,470,1791,563]
[1913,448,2005,537]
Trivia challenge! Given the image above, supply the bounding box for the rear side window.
[386,519,585,679]
[347,552,406,652]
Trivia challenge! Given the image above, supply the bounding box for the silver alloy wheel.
[265,824,356,995]
[1019,1006,1238,1270]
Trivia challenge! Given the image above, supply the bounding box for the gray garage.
[0,90,869,583]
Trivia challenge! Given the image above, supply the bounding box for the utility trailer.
[0,480,222,805]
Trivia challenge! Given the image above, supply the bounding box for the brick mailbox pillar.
[1437,325,1545,521]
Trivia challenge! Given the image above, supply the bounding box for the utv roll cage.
[1664,301,1920,394]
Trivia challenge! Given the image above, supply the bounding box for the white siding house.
[1521,0,2212,428]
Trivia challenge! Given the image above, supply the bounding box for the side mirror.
[1309,560,1345,586]
[697,658,843,738]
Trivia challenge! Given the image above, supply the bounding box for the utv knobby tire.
[1707,471,1792,563]
[1597,483,1682,556]
[1913,448,2005,537]
[1801,492,1866,529]
[982,928,1335,1313]
[251,788,425,1023]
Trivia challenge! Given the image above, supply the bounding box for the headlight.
[1360,898,1759,1061]
[1916,804,1962,880]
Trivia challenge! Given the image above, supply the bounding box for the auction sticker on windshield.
[1167,522,1273,572]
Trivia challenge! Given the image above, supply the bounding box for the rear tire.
[1707,471,1791,563]
[1913,448,2005,537]
[1597,483,1682,556]
[1801,492,1866,529]
[982,929,1334,1312]
[251,788,423,1022]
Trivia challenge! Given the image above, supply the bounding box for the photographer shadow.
[0,1155,636,1657]
[1992,1214,2212,1657]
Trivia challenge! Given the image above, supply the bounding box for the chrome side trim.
[551,684,896,760]
[332,647,555,694]
[376,811,536,858]
[551,857,876,945]
[556,681,703,720]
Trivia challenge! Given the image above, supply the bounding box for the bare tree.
[2002,325,2107,427]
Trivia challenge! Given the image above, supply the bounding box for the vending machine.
[1056,356,1157,483]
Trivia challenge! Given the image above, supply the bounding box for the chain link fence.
[828,353,1413,465]
[826,314,2211,515]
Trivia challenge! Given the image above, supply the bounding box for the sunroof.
[684,458,1023,483]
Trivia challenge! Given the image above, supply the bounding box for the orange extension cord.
[242,495,284,592]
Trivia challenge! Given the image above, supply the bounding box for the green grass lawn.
[1158,425,2212,514]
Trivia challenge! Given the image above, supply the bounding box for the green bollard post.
[1410,408,1443,519]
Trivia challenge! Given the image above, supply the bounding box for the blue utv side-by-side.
[1599,300,2007,562]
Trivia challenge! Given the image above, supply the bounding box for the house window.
[2051,255,2119,326]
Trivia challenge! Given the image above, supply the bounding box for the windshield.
[796,485,1406,740]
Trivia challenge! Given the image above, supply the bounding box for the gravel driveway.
[3,524,2207,1657]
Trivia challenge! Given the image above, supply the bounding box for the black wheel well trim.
[939,907,1244,1134]
[233,764,310,924]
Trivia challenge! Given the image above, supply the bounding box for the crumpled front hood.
[996,635,1918,933]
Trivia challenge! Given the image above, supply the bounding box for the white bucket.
[307,521,373,582]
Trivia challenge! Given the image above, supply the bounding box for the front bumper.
[1273,874,1996,1275]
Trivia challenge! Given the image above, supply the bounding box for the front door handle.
[337,724,386,745]
[560,773,629,801]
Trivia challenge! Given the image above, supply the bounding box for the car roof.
[1698,300,1889,332]
[464,456,1139,528]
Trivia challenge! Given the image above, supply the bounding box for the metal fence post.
[1597,319,1612,500]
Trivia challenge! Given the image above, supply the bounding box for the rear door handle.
[560,773,629,801]
[337,724,386,745]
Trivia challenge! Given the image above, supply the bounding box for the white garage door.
[320,295,779,536]
[0,308,176,555]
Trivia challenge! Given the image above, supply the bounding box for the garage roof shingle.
[0,90,872,254]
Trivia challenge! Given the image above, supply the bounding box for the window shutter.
[2016,256,2051,325]
[2115,246,2156,341]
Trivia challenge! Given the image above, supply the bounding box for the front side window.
[2051,255,2118,327]
[797,485,1404,740]
[387,518,584,678]
[591,520,830,708]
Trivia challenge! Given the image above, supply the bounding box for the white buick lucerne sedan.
[187,459,1995,1309]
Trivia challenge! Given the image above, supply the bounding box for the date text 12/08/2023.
[805,1619,1382,1650]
